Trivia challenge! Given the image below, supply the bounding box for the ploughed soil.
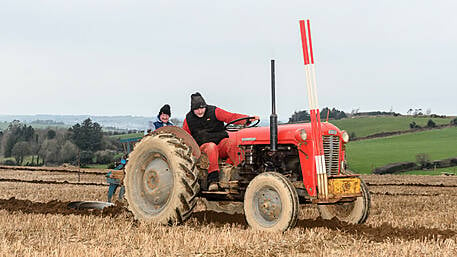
[0,165,106,174]
[0,196,452,243]
[0,178,105,186]
[0,171,456,246]
[191,210,455,242]
[0,198,454,243]
[0,197,126,217]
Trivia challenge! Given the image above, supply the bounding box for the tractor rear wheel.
[317,179,370,224]
[244,172,299,232]
[124,132,200,224]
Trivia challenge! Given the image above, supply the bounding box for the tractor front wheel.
[244,172,299,232]
[317,179,370,224]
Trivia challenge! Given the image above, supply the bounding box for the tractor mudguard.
[153,126,201,159]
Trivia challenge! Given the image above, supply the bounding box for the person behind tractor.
[106,158,127,202]
[182,92,259,191]
[144,104,173,135]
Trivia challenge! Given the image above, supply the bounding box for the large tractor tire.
[124,132,200,225]
[317,179,371,224]
[244,172,299,232]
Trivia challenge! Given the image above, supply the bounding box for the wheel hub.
[138,156,174,213]
[255,187,282,223]
[145,170,159,190]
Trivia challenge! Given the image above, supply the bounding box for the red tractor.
[123,63,370,232]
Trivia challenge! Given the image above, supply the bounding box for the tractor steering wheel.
[224,116,260,132]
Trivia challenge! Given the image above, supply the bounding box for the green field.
[110,132,143,140]
[86,164,110,169]
[331,116,453,138]
[346,126,457,174]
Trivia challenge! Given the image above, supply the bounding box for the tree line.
[2,113,454,167]
[0,118,123,167]
[287,107,453,124]
[288,107,348,123]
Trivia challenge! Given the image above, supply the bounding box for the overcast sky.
[0,0,456,120]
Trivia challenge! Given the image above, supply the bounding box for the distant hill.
[0,114,156,131]
[1,114,454,137]
[0,114,274,132]
[330,116,454,138]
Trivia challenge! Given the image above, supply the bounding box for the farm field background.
[330,116,454,138]
[345,126,457,174]
[6,115,452,140]
[104,117,457,175]
[3,116,456,175]
[113,116,455,140]
[0,167,455,256]
[110,132,143,140]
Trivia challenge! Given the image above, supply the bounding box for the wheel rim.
[134,154,174,215]
[253,186,282,227]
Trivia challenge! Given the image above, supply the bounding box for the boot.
[207,171,219,191]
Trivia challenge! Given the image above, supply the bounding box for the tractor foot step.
[201,191,229,195]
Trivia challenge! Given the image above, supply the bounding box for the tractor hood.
[230,122,344,145]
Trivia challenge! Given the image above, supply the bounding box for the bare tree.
[39,139,59,165]
[60,141,79,163]
[11,142,32,165]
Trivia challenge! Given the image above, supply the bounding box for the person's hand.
[245,116,260,126]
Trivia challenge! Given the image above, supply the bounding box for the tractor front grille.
[322,135,340,175]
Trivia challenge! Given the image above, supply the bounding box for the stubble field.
[0,167,455,256]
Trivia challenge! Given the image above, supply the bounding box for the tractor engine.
[215,144,301,201]
[236,144,300,181]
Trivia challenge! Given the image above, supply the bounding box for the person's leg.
[200,142,220,190]
[119,186,125,201]
[200,142,220,173]
[107,184,118,202]
[217,138,231,159]
[218,137,239,166]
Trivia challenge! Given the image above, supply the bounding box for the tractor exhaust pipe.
[270,59,278,152]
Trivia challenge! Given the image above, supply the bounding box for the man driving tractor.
[182,92,259,191]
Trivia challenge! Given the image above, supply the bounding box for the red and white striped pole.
[299,20,328,199]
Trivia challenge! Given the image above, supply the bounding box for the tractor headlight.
[299,129,307,141]
[342,130,349,143]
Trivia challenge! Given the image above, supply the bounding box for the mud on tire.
[124,132,200,224]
